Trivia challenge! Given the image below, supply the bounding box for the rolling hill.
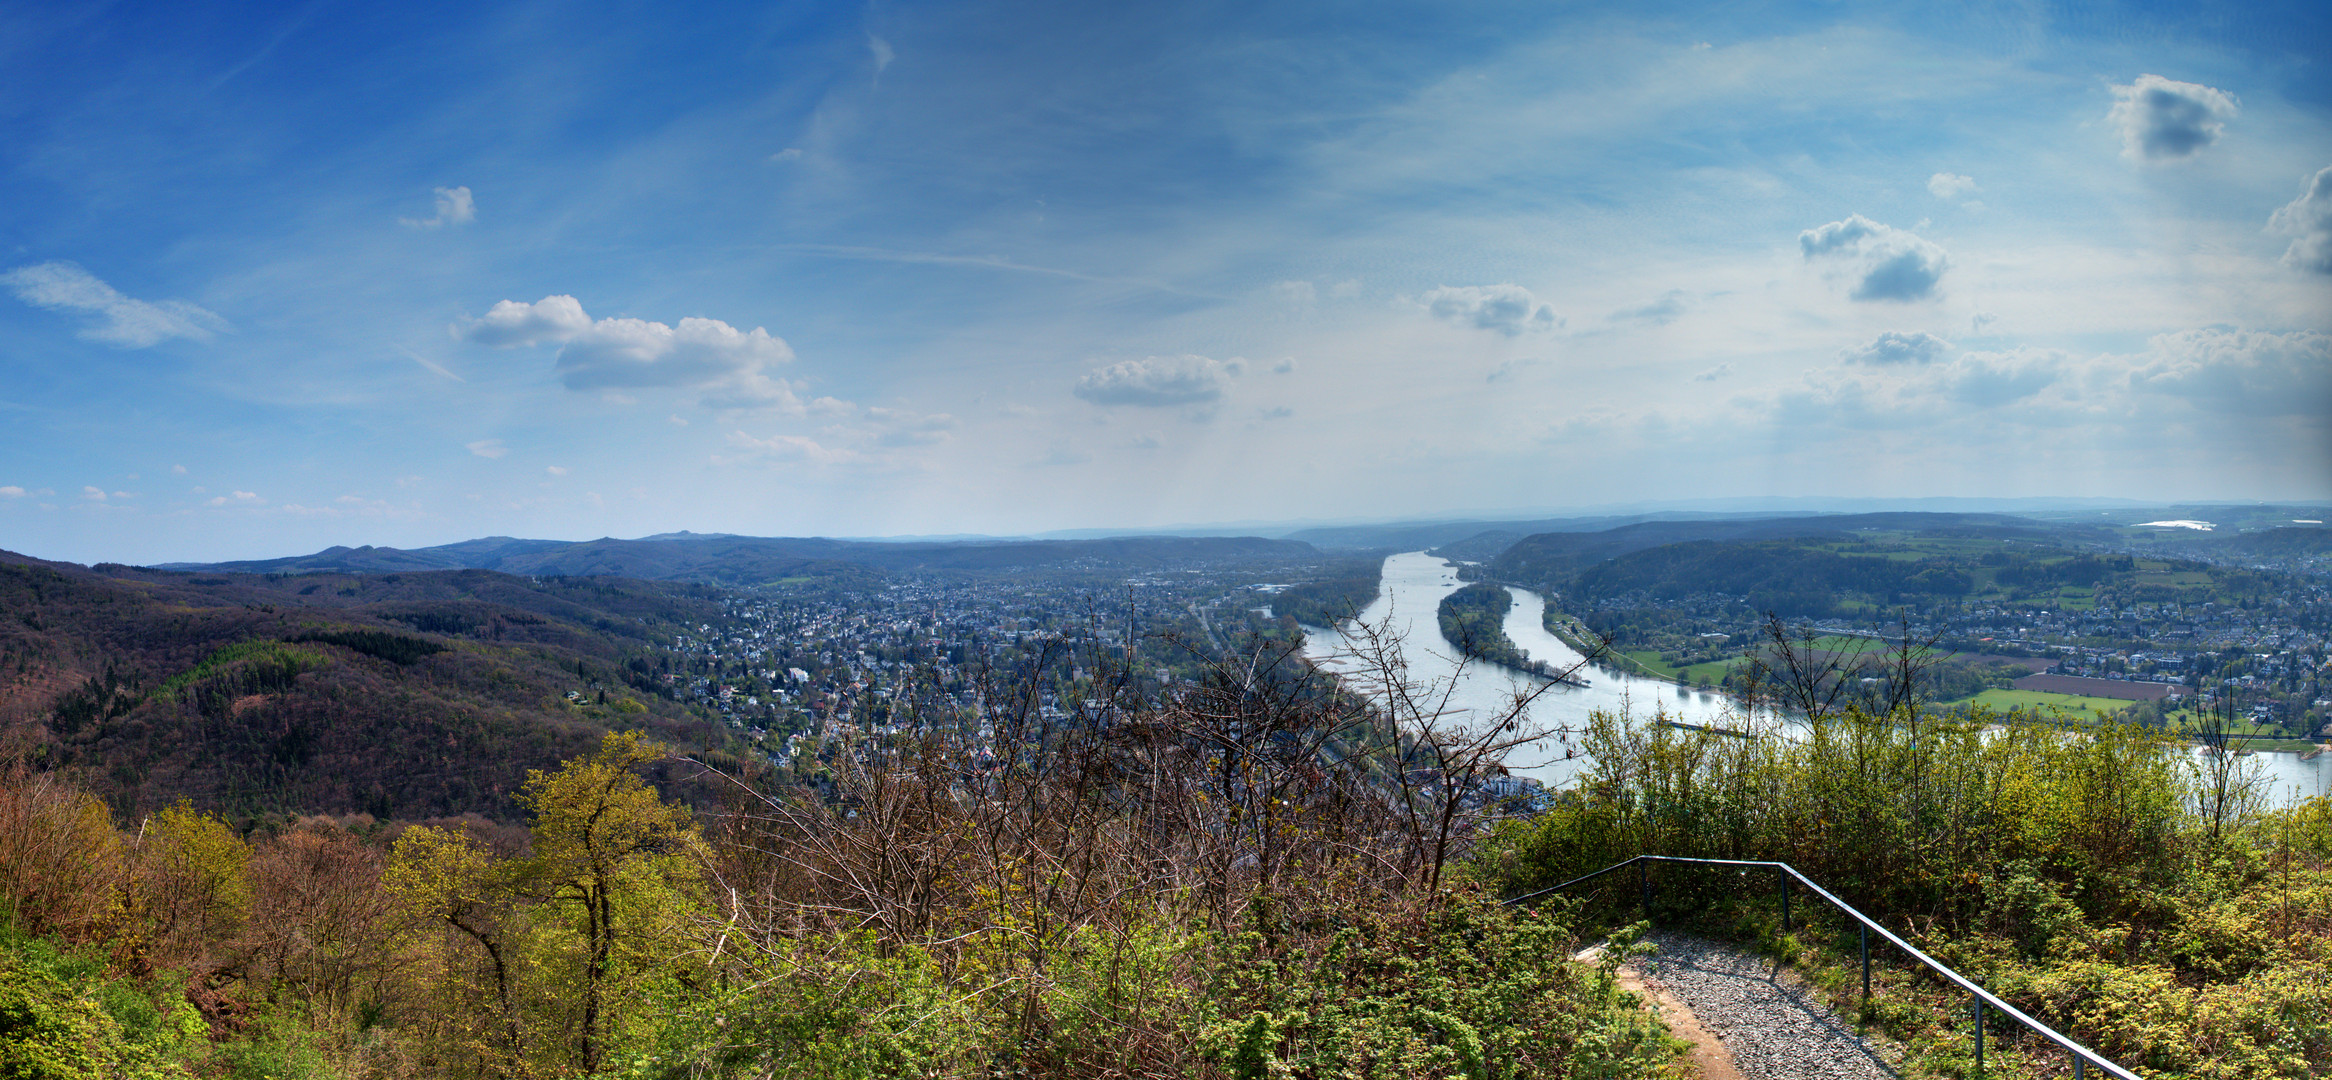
[1,550,735,823]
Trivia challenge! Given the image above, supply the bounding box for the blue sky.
[3,0,2328,563]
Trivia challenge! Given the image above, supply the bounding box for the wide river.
[1302,551,2332,801]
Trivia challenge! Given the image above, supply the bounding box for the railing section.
[1505,855,2138,1080]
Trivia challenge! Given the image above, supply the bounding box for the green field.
[1952,688,2137,718]
[1618,649,1745,685]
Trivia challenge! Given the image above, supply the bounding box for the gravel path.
[1630,930,1901,1080]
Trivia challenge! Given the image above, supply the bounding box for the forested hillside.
[0,552,730,820]
[0,639,1688,1080]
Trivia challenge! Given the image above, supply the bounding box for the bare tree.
[2191,692,2268,841]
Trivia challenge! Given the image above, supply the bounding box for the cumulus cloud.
[2122,328,2329,416]
[1840,330,1953,366]
[466,439,508,458]
[462,295,591,346]
[1944,349,2066,407]
[2269,165,2332,275]
[400,185,476,229]
[1421,284,1561,335]
[1,261,229,347]
[1074,355,1237,406]
[0,486,23,497]
[1927,173,1978,200]
[206,490,262,507]
[458,295,801,411]
[2109,74,2237,162]
[1799,215,1948,302]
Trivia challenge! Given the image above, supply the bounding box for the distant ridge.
[156,532,1321,585]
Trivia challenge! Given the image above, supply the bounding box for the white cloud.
[1,261,229,347]
[458,295,801,411]
[81,486,106,501]
[399,185,476,229]
[1270,280,1317,305]
[1926,173,1977,200]
[466,439,508,458]
[868,34,894,76]
[0,486,23,498]
[1840,330,1952,366]
[170,464,187,475]
[546,465,568,476]
[2269,165,2332,275]
[769,147,803,162]
[1799,215,1948,302]
[2121,327,2329,417]
[1420,284,1560,335]
[1691,363,1732,383]
[206,490,262,507]
[720,431,856,465]
[1943,348,2066,407]
[462,295,592,346]
[2108,74,2237,163]
[1074,354,1238,406]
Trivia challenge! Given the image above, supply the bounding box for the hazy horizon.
[6,0,2330,565]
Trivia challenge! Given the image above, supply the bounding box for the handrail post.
[1779,867,1791,931]
[1639,858,1651,919]
[1859,922,1869,1005]
[2074,1051,2085,1079]
[1973,994,1984,1076]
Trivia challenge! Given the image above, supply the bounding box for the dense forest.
[1434,583,1549,676]
[1271,567,1382,628]
[0,553,735,821]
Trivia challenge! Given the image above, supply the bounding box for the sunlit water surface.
[1302,552,2332,801]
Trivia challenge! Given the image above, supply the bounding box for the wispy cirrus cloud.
[1,262,229,347]
[399,185,476,229]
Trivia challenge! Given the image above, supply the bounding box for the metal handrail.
[1506,855,2138,1080]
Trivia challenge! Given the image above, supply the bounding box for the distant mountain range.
[155,532,1324,584]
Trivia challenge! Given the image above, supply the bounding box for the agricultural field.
[1948,687,2139,718]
